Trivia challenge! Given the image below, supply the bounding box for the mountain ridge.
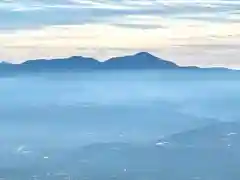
[0,52,234,73]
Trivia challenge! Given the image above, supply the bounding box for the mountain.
[0,52,234,73]
[20,56,101,72]
[101,52,179,69]
[0,52,179,73]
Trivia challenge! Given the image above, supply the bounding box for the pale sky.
[0,0,239,67]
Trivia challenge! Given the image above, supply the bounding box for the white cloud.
[0,0,239,67]
[0,20,239,67]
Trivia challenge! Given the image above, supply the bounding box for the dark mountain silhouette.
[21,56,100,71]
[0,52,234,74]
[101,52,179,69]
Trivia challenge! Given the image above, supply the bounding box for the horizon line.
[0,51,238,70]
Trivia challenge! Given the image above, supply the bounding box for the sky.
[0,0,239,67]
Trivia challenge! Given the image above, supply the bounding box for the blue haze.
[1,70,240,145]
[1,70,240,179]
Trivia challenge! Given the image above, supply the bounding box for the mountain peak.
[134,52,156,58]
[2,52,233,72]
[101,52,179,69]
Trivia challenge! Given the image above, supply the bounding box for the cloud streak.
[0,0,239,29]
[0,0,239,67]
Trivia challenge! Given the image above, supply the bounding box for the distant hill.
[0,52,234,73]
[101,52,179,69]
[21,56,101,71]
